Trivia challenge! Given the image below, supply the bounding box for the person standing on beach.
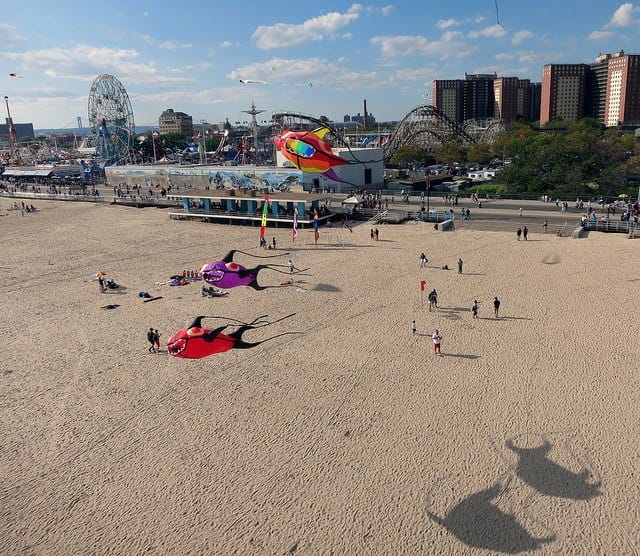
[272,236,277,250]
[411,320,417,335]
[420,253,427,268]
[428,289,438,311]
[493,296,501,318]
[543,220,548,233]
[153,329,161,352]
[458,258,463,274]
[432,330,442,355]
[98,274,105,293]
[516,228,522,240]
[147,327,156,353]
[523,226,528,240]
[472,300,479,319]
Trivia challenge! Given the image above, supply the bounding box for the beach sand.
[1,200,639,554]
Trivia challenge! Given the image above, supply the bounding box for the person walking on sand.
[147,327,156,353]
[411,320,417,335]
[472,300,479,319]
[420,253,428,268]
[493,296,501,318]
[98,274,105,293]
[428,289,438,311]
[523,226,528,241]
[543,220,548,233]
[519,207,523,217]
[272,236,277,250]
[516,227,522,240]
[153,329,161,352]
[432,329,443,355]
[458,258,463,274]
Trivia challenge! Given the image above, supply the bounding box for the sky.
[1,1,639,130]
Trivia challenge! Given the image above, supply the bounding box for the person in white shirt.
[432,330,442,355]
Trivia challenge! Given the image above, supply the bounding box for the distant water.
[34,125,157,135]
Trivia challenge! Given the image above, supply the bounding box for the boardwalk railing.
[582,220,638,235]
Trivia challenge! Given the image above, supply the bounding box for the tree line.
[390,118,640,197]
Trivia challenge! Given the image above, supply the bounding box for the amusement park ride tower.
[3,96,18,161]
[242,101,264,162]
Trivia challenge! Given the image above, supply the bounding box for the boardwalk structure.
[167,189,332,228]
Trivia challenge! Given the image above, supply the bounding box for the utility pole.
[200,120,207,165]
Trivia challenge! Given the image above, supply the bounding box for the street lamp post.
[200,120,207,165]
[151,131,157,163]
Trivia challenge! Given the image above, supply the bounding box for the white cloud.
[495,53,514,61]
[0,45,194,86]
[468,24,508,39]
[252,4,361,49]
[511,30,533,45]
[589,30,616,40]
[142,11,149,17]
[219,41,235,48]
[609,2,638,27]
[381,5,394,16]
[158,41,192,50]
[370,33,476,59]
[228,57,385,91]
[0,23,25,45]
[391,67,435,81]
[437,18,458,30]
[365,4,394,16]
[517,51,541,63]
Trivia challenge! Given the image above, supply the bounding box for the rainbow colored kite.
[274,127,349,183]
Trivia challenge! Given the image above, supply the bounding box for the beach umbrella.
[618,194,629,198]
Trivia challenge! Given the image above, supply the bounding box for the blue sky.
[1,1,639,129]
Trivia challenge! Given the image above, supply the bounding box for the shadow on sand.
[427,483,555,553]
[312,283,341,293]
[442,353,480,360]
[506,439,601,500]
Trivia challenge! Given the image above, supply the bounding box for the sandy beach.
[1,199,639,554]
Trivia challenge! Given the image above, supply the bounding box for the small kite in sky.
[239,79,271,85]
[167,313,297,358]
[9,72,23,78]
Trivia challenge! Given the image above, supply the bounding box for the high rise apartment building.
[604,53,640,127]
[494,77,533,124]
[540,64,588,125]
[464,73,497,121]
[159,108,193,136]
[432,80,464,124]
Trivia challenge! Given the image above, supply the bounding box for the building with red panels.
[540,64,588,125]
[432,80,464,124]
[494,77,532,124]
[604,53,640,126]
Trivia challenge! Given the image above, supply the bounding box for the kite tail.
[233,331,301,350]
[323,168,354,185]
[234,250,290,259]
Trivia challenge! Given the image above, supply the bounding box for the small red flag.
[420,280,426,291]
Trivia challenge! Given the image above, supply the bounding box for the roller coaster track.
[271,106,504,162]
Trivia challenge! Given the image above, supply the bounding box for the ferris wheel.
[87,74,136,165]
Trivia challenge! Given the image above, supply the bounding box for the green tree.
[389,145,435,166]
[433,141,467,166]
